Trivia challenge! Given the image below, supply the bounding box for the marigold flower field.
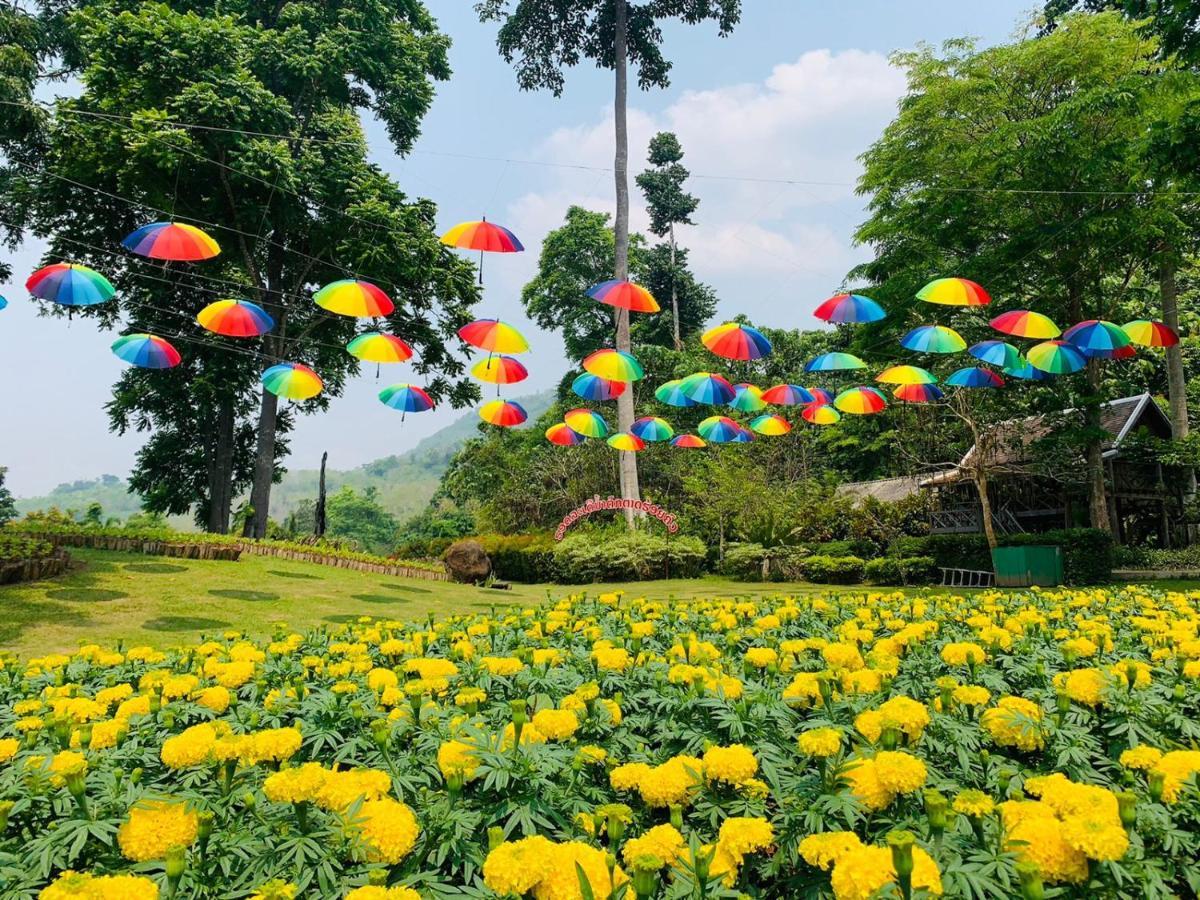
[2,586,1200,899]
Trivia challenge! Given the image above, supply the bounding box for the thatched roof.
[836,475,930,504]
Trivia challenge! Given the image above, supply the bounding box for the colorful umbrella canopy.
[379,383,435,416]
[198,299,274,337]
[563,408,609,439]
[546,423,585,447]
[728,383,767,413]
[263,363,323,400]
[698,415,743,443]
[607,432,646,452]
[702,322,773,360]
[315,280,394,318]
[1004,361,1053,382]
[900,325,967,354]
[1111,345,1138,360]
[122,222,220,261]
[946,366,1005,388]
[472,355,528,385]
[680,372,736,405]
[26,263,115,307]
[807,387,835,406]
[916,277,991,307]
[654,379,698,407]
[761,384,815,406]
[111,334,181,370]
[670,434,706,449]
[730,426,754,443]
[835,386,888,415]
[968,340,1021,369]
[440,220,524,253]
[893,383,944,403]
[750,414,792,436]
[805,352,866,372]
[1062,319,1132,357]
[1027,340,1087,374]
[813,293,886,324]
[587,279,660,313]
[1123,320,1179,348]
[583,348,644,382]
[990,310,1061,340]
[803,404,842,425]
[479,399,528,427]
[573,373,627,401]
[459,319,529,354]
[875,364,937,385]
[0,295,8,311]
[347,332,413,364]
[631,416,674,442]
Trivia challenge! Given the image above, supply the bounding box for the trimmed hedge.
[891,529,1113,585]
[798,555,865,584]
[1114,545,1200,571]
[864,556,939,586]
[719,543,767,580]
[552,532,707,583]
[475,533,557,583]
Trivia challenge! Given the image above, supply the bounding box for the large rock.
[443,540,491,584]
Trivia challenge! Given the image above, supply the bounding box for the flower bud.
[1149,770,1165,803]
[371,719,391,750]
[368,869,388,886]
[0,800,14,831]
[165,844,187,881]
[1117,791,1137,828]
[1016,860,1044,900]
[488,826,506,852]
[887,830,915,891]
[669,805,683,830]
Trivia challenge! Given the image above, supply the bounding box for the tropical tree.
[0,467,17,526]
[1043,0,1200,64]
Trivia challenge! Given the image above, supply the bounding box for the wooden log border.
[0,547,72,586]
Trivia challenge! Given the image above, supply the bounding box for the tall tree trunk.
[314,450,328,538]
[1085,359,1113,534]
[248,387,279,538]
[206,398,235,534]
[613,0,640,527]
[669,222,681,350]
[975,466,998,551]
[1160,256,1196,495]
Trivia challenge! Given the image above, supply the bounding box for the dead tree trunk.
[314,451,328,538]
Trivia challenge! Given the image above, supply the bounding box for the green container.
[991,545,1063,587]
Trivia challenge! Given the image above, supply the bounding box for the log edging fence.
[0,548,72,586]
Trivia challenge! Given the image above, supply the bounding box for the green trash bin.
[991,545,1064,587]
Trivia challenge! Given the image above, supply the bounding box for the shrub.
[552,532,707,583]
[864,556,939,586]
[921,534,991,570]
[720,543,767,581]
[476,533,557,583]
[766,546,811,582]
[1119,546,1200,570]
[805,538,877,559]
[799,555,865,584]
[864,557,902,585]
[1001,529,1113,585]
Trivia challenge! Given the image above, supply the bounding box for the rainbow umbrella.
[680,372,736,405]
[573,373,626,401]
[750,414,792,436]
[1062,320,1132,357]
[0,295,8,311]
[122,222,220,261]
[564,408,608,439]
[479,399,527,427]
[440,219,524,253]
[900,325,966,353]
[347,332,413,364]
[1027,340,1087,374]
[546,423,585,446]
[198,299,274,337]
[813,293,886,324]
[379,383,435,419]
[472,355,528,386]
[729,383,767,413]
[730,426,755,443]
[916,277,991,307]
[631,416,674,442]
[671,434,706,449]
[702,322,773,360]
[459,318,529,354]
[990,310,1060,340]
[969,340,1021,369]
[803,404,842,425]
[607,432,646,452]
[946,366,1004,388]
[893,383,943,403]
[26,263,115,307]
[761,384,814,406]
[654,379,698,407]
[1123,320,1179,348]
[835,386,888,415]
[587,279,660,314]
[315,280,394,318]
[805,352,866,372]
[111,334,181,369]
[807,387,835,406]
[698,415,743,443]
[263,363,323,400]
[875,364,937,385]
[1004,361,1053,382]
[583,348,644,382]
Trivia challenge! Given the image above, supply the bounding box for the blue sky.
[0,2,1033,497]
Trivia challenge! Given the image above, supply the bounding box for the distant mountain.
[15,474,147,521]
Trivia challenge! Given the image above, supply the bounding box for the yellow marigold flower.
[981,696,1044,751]
[843,758,893,811]
[998,800,1057,831]
[630,621,655,638]
[241,727,303,766]
[483,836,556,896]
[316,768,392,811]
[577,745,607,765]
[1054,668,1106,706]
[702,744,758,786]
[161,723,218,769]
[39,871,160,900]
[622,824,685,866]
[799,831,863,871]
[192,686,231,713]
[437,740,480,780]
[591,647,632,672]
[501,722,546,749]
[639,756,702,808]
[822,642,864,671]
[783,672,822,705]
[481,656,525,677]
[952,789,995,817]
[716,816,774,864]
[871,696,930,741]
[118,800,199,862]
[538,841,623,900]
[13,699,43,715]
[249,880,297,900]
[352,798,420,865]
[873,751,927,794]
[952,685,990,707]
[841,669,882,695]
[404,658,459,680]
[1061,637,1098,658]
[1109,659,1152,689]
[610,762,652,793]
[264,763,328,804]
[531,709,579,741]
[1061,815,1129,861]
[48,750,87,788]
[87,719,124,751]
[941,642,987,667]
[344,887,421,900]
[744,647,778,669]
[114,695,151,721]
[1153,750,1200,803]
[15,716,44,733]
[798,727,842,758]
[830,844,943,899]
[1119,746,1163,771]
[1005,817,1088,884]
[0,738,19,763]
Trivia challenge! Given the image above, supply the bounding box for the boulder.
[443,540,491,584]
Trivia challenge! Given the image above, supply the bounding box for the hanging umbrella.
[946,366,1005,388]
[702,322,773,360]
[761,384,814,406]
[730,426,755,443]
[472,355,528,386]
[0,295,8,311]
[479,399,528,427]
[26,263,115,307]
[671,434,706,448]
[680,372,736,405]
[607,432,646,452]
[563,408,609,439]
[875,364,937,385]
[440,219,524,253]
[813,293,886,323]
[583,348,644,382]
[546,423,585,446]
[750,414,792,435]
[893,383,944,403]
[990,310,1061,340]
[803,404,842,425]
[587,279,660,313]
[315,280,395,318]
[459,318,530,354]
[968,340,1021,369]
[1062,320,1132,357]
[728,383,767,413]
[631,416,674,442]
[834,386,888,414]
[263,363,323,400]
[111,334,181,369]
[1027,340,1087,374]
[806,387,835,406]
[1004,360,1054,382]
[654,379,698,407]
[573,373,627,401]
[1123,320,1179,348]
[1111,344,1138,360]
[805,352,866,372]
[122,222,220,261]
[900,325,967,353]
[198,299,275,337]
[347,332,413,364]
[379,383,435,419]
[698,415,743,443]
[916,277,991,307]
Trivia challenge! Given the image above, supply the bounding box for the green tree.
[1043,0,1200,64]
[0,468,17,526]
[290,485,398,553]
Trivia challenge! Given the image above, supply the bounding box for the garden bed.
[0,535,71,585]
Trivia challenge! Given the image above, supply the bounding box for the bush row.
[551,532,708,583]
[891,528,1114,585]
[0,534,55,564]
[1114,544,1200,571]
